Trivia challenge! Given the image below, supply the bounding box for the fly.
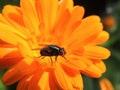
[32,45,66,62]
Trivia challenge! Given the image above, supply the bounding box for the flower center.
[32,44,66,64]
[40,44,66,59]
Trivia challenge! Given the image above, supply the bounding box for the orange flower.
[103,16,116,28]
[0,0,110,90]
[99,78,114,90]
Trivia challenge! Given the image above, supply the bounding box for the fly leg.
[50,57,54,65]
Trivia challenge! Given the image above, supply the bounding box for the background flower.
[99,78,114,90]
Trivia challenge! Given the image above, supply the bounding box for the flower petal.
[2,5,25,27]
[38,72,57,90]
[2,68,25,85]
[2,57,34,85]
[48,0,58,30]
[17,76,31,90]
[71,74,83,90]
[61,55,87,70]
[2,5,30,38]
[0,39,15,48]
[58,0,73,17]
[53,63,73,89]
[0,24,33,57]
[28,71,44,90]
[0,23,28,45]
[95,61,106,73]
[70,6,84,22]
[37,72,50,90]
[65,44,84,56]
[0,48,22,69]
[36,0,58,40]
[17,42,33,58]
[0,14,9,24]
[92,31,110,45]
[20,0,40,36]
[81,65,102,78]
[29,71,58,90]
[63,6,85,42]
[65,16,103,46]
[53,9,71,44]
[48,72,58,90]
[99,78,114,90]
[84,46,110,59]
[82,57,93,66]
[61,64,83,89]
[0,27,19,45]
[0,48,17,58]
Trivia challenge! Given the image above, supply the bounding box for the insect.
[40,45,66,60]
[32,45,66,62]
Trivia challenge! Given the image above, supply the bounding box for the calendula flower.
[99,78,114,90]
[103,16,116,28]
[0,0,110,90]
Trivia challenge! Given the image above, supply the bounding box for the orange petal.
[70,6,84,22]
[82,15,101,24]
[36,0,49,39]
[0,25,32,57]
[63,6,85,42]
[45,0,58,30]
[0,14,10,24]
[81,65,102,78]
[29,71,58,90]
[0,48,22,69]
[65,16,103,46]
[35,0,50,34]
[36,0,58,40]
[65,44,84,56]
[20,0,40,36]
[58,0,73,18]
[0,25,22,45]
[2,5,25,27]
[48,72,58,90]
[61,65,83,89]
[37,72,50,90]
[0,39,15,47]
[17,42,33,58]
[61,55,87,70]
[2,57,34,85]
[2,68,25,85]
[38,72,57,90]
[53,63,73,89]
[28,71,44,90]
[95,61,106,73]
[84,46,110,59]
[2,5,30,38]
[53,9,71,43]
[0,48,17,58]
[99,78,114,90]
[92,31,110,45]
[53,0,73,42]
[17,76,31,90]
[0,23,28,45]
[49,0,58,30]
[71,74,83,90]
[82,58,93,66]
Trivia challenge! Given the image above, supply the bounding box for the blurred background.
[0,0,120,90]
